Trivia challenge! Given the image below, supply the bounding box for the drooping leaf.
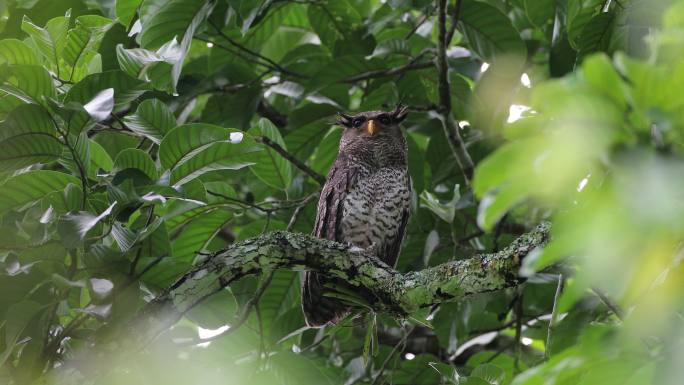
[58,202,117,248]
[419,185,462,224]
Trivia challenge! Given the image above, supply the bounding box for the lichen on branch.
[132,223,549,347]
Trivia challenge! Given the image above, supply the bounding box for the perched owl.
[301,106,411,327]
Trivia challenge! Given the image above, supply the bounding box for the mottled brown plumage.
[302,106,411,327]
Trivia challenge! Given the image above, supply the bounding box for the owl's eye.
[378,116,390,125]
[352,118,365,128]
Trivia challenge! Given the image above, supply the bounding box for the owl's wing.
[312,153,358,241]
[381,176,411,268]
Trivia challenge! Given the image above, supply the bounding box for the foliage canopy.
[0,0,683,384]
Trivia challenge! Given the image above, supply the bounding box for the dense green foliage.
[0,0,683,384]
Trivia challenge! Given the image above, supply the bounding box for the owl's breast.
[341,167,410,258]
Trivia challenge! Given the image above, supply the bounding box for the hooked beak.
[367,119,378,136]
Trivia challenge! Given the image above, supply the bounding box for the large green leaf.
[138,0,214,90]
[523,0,556,28]
[0,104,56,141]
[0,134,63,171]
[158,123,261,186]
[249,118,293,190]
[121,98,176,144]
[140,0,209,49]
[577,12,616,59]
[21,14,69,73]
[65,70,149,110]
[457,1,527,62]
[0,39,40,65]
[0,102,62,171]
[62,15,114,82]
[567,0,604,49]
[0,64,56,106]
[114,148,159,180]
[0,171,80,214]
[116,0,143,27]
[171,207,231,262]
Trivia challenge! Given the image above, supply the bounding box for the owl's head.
[336,105,408,164]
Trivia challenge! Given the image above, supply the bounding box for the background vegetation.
[0,0,683,384]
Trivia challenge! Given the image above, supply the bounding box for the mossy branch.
[129,223,550,347]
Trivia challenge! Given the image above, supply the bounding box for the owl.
[301,105,412,327]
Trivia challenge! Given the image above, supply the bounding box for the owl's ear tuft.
[337,112,353,128]
[392,105,409,123]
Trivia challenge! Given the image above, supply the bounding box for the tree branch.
[255,135,327,186]
[437,0,474,183]
[342,56,435,83]
[123,222,550,349]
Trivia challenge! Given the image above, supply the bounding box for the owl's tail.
[301,271,350,327]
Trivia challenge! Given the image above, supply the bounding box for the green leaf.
[0,64,56,106]
[0,171,80,215]
[116,0,143,27]
[88,139,114,175]
[159,123,261,187]
[0,301,43,367]
[21,15,68,72]
[62,15,114,82]
[122,98,176,144]
[249,118,293,190]
[0,39,40,65]
[471,363,505,385]
[523,0,556,28]
[567,0,604,49]
[65,70,149,110]
[0,104,56,141]
[140,0,211,49]
[138,0,214,90]
[457,1,527,62]
[311,127,342,174]
[0,134,63,171]
[577,12,616,60]
[114,148,159,180]
[171,208,231,262]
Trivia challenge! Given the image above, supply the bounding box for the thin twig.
[445,0,464,45]
[286,193,318,231]
[370,325,416,385]
[436,0,474,184]
[514,290,523,370]
[255,136,327,186]
[208,20,305,78]
[176,271,275,346]
[545,274,564,360]
[343,56,434,83]
[592,287,624,320]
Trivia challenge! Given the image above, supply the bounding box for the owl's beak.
[366,119,378,136]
